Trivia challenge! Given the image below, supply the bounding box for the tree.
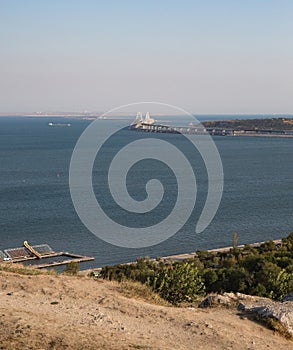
[254,261,291,299]
[283,232,293,251]
[64,261,79,275]
[233,232,238,249]
[150,262,205,304]
[203,269,218,293]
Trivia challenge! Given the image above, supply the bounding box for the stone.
[281,293,293,302]
[199,294,234,308]
[199,292,293,335]
[240,299,293,335]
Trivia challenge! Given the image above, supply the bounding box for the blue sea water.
[0,116,292,268]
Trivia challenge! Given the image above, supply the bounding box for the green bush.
[149,262,205,305]
[64,261,79,275]
[100,233,293,302]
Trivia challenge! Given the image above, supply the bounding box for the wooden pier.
[0,242,94,269]
[27,252,95,269]
[12,252,95,269]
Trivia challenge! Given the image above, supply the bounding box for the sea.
[0,116,292,269]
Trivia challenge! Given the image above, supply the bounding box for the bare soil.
[0,270,291,350]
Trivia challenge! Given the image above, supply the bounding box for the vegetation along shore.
[0,233,292,349]
[100,233,293,304]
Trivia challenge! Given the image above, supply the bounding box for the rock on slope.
[199,292,293,337]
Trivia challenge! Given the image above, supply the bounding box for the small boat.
[48,122,71,127]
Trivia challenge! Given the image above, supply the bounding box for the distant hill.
[202,118,293,131]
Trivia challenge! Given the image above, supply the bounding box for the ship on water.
[48,122,71,127]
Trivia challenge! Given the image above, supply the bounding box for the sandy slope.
[0,270,291,350]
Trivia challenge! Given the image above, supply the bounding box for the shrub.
[149,262,205,305]
[100,233,293,302]
[64,261,79,275]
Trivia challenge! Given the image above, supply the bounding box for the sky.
[0,0,293,114]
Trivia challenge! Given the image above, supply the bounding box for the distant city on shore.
[1,111,293,121]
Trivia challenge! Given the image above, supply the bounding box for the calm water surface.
[0,117,292,268]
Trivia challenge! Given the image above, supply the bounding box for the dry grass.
[113,280,171,306]
[1,268,292,349]
[0,262,57,276]
[253,315,293,340]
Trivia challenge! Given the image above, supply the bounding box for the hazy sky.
[0,0,293,114]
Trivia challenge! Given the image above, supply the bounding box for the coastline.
[79,238,283,275]
[228,133,293,138]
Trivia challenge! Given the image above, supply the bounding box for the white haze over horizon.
[1,1,293,114]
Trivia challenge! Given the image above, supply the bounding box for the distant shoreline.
[80,238,283,274]
[1,113,293,120]
[2,114,293,138]
[227,133,293,138]
[0,114,94,118]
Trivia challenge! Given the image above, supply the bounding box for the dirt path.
[0,271,291,350]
